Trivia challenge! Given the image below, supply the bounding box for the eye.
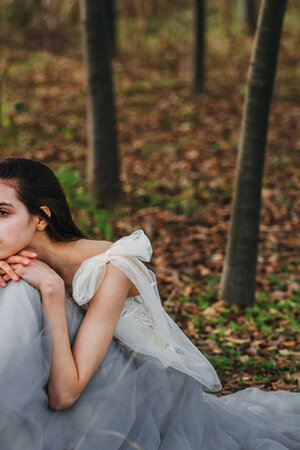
[0,210,9,216]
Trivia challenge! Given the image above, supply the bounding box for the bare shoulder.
[82,239,112,257]
[98,240,113,252]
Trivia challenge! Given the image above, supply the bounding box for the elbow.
[48,393,78,411]
[47,379,82,411]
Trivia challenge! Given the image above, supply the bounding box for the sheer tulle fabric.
[72,229,221,392]
[0,231,299,449]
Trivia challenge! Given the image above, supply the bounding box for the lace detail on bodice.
[122,295,155,330]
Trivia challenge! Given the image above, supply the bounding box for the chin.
[0,252,12,260]
[0,248,21,260]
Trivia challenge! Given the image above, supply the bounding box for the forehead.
[0,180,21,205]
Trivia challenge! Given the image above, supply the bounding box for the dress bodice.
[71,229,222,392]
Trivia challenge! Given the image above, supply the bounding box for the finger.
[5,255,31,265]
[0,275,6,287]
[10,263,22,270]
[0,261,19,281]
[17,250,37,258]
[13,265,26,278]
[0,271,13,280]
[0,270,12,280]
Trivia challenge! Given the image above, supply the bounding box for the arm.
[42,262,134,410]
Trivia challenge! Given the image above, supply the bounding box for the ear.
[36,206,51,231]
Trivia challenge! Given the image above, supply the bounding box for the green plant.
[55,164,113,240]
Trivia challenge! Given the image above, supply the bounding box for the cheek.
[0,217,34,257]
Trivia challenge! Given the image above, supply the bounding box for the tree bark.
[192,0,205,93]
[219,0,288,305]
[80,0,120,208]
[105,0,117,58]
[241,0,257,36]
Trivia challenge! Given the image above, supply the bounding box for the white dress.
[0,229,299,450]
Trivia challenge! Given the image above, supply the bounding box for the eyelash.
[0,210,9,216]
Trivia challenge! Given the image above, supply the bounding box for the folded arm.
[42,262,137,410]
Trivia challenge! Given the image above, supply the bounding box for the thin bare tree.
[219,0,288,305]
[80,0,120,208]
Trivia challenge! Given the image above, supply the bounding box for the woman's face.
[0,181,36,259]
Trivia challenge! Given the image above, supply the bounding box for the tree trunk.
[192,0,205,93]
[80,0,120,208]
[105,0,117,58]
[241,0,257,35]
[219,0,288,306]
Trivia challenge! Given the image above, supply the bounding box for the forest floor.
[1,3,299,394]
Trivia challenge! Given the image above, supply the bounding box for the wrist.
[40,277,65,297]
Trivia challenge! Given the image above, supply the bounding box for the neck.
[25,233,88,292]
[24,231,109,294]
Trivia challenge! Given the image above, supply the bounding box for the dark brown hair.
[0,157,89,242]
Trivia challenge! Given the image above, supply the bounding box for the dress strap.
[72,229,152,306]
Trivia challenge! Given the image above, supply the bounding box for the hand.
[0,250,37,287]
[10,259,65,295]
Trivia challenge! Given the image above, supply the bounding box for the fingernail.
[12,275,19,281]
[0,282,6,287]
[24,259,30,264]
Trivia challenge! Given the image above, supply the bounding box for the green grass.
[164,270,300,391]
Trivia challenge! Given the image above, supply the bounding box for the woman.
[0,157,299,450]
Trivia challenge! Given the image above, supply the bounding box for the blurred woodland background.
[0,0,299,394]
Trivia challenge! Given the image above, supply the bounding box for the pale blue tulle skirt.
[0,280,299,450]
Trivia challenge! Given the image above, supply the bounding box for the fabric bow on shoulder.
[72,229,153,306]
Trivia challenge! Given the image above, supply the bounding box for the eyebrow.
[0,202,14,207]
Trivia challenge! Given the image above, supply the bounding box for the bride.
[0,157,299,450]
